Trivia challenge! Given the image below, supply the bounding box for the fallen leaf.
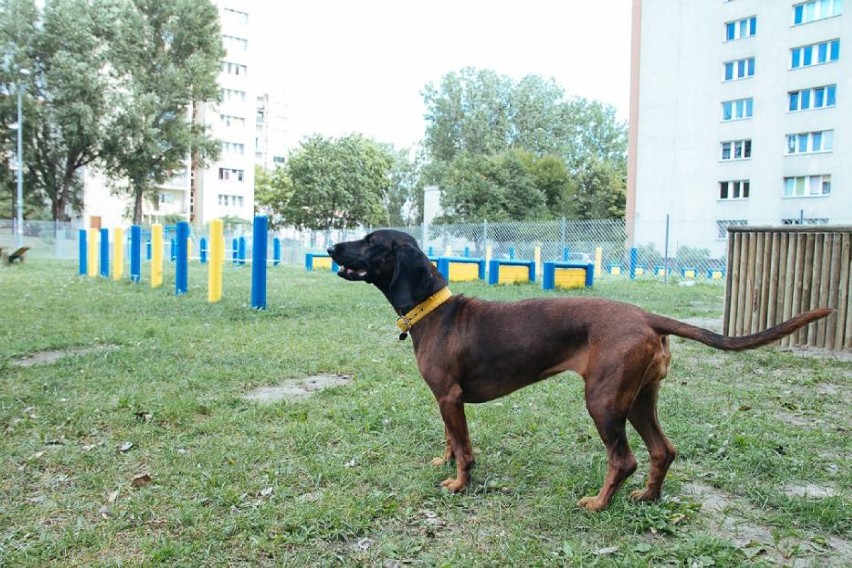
[344,458,357,468]
[134,411,153,422]
[107,490,119,503]
[595,546,619,556]
[117,441,134,453]
[131,473,152,488]
[259,487,273,497]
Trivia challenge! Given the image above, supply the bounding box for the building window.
[717,219,748,239]
[725,16,756,41]
[220,88,246,103]
[719,180,750,200]
[223,35,248,52]
[786,130,834,154]
[791,39,840,68]
[723,57,755,81]
[721,139,752,160]
[221,141,245,155]
[158,193,174,204]
[722,98,753,120]
[781,217,829,225]
[788,84,836,111]
[793,0,843,25]
[783,175,831,197]
[218,168,245,182]
[220,114,246,129]
[221,61,248,76]
[223,7,248,26]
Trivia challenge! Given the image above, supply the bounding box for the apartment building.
[192,2,256,226]
[255,92,288,171]
[628,0,850,258]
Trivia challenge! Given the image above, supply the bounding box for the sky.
[252,0,633,150]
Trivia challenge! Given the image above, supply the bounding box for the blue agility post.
[130,225,142,283]
[170,238,176,262]
[251,216,268,309]
[629,247,639,280]
[175,221,189,295]
[78,229,87,275]
[200,237,208,264]
[99,228,109,278]
[238,236,247,266]
[146,239,151,260]
[232,238,239,264]
[273,237,281,266]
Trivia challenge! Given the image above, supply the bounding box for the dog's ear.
[388,241,431,310]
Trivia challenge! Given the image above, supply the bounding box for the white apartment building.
[193,2,256,227]
[255,92,288,170]
[628,0,851,258]
[80,1,261,230]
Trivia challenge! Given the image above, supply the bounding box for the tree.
[100,0,223,224]
[0,0,44,219]
[283,134,394,230]
[569,158,626,220]
[254,164,293,231]
[422,67,628,221]
[385,146,424,226]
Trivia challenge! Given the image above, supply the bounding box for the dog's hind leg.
[435,384,474,492]
[578,369,640,512]
[627,382,677,503]
[431,425,454,467]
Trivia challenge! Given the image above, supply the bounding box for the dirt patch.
[12,345,118,368]
[683,482,851,566]
[781,483,839,499]
[244,374,352,403]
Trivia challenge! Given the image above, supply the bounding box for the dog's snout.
[326,245,335,256]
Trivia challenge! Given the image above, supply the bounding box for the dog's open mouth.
[337,265,369,281]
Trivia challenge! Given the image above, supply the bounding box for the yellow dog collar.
[396,287,452,339]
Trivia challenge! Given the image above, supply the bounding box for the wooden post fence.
[724,226,851,351]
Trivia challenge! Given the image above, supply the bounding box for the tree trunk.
[133,186,144,225]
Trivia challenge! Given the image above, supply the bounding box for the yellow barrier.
[498,265,531,284]
[448,261,480,282]
[112,227,124,281]
[554,267,587,289]
[151,224,163,288]
[312,257,333,270]
[208,219,223,302]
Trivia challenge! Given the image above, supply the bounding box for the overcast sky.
[252,0,633,150]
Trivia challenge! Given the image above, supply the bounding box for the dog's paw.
[628,488,659,503]
[440,477,466,492]
[577,496,607,512]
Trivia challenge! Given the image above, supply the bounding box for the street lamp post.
[14,68,30,248]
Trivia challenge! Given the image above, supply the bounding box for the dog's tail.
[646,308,832,351]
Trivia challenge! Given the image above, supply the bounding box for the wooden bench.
[3,246,30,264]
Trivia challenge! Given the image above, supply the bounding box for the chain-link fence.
[5,216,849,284]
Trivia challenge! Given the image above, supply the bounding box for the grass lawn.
[1,260,849,566]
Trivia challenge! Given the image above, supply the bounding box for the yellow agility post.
[112,227,124,281]
[534,245,541,280]
[208,219,224,302]
[87,228,98,277]
[595,247,603,278]
[187,237,193,261]
[151,224,164,288]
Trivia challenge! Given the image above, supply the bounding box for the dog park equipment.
[78,230,87,275]
[680,267,697,280]
[273,237,281,266]
[707,268,725,280]
[487,258,536,285]
[436,257,486,282]
[542,261,595,290]
[130,226,141,283]
[251,216,267,309]
[208,219,224,302]
[87,229,98,277]
[112,227,124,281]
[305,253,338,272]
[175,222,189,295]
[99,228,109,278]
[151,224,164,288]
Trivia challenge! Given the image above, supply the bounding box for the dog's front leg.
[436,385,474,492]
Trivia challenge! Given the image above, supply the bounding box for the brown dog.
[327,230,830,512]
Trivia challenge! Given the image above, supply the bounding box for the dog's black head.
[327,230,446,312]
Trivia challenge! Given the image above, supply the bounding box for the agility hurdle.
[487,258,536,285]
[251,216,267,309]
[707,268,725,280]
[151,224,164,288]
[680,267,697,280]
[305,253,338,272]
[175,221,189,295]
[437,257,486,282]
[208,219,224,302]
[542,261,594,290]
[130,226,141,283]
